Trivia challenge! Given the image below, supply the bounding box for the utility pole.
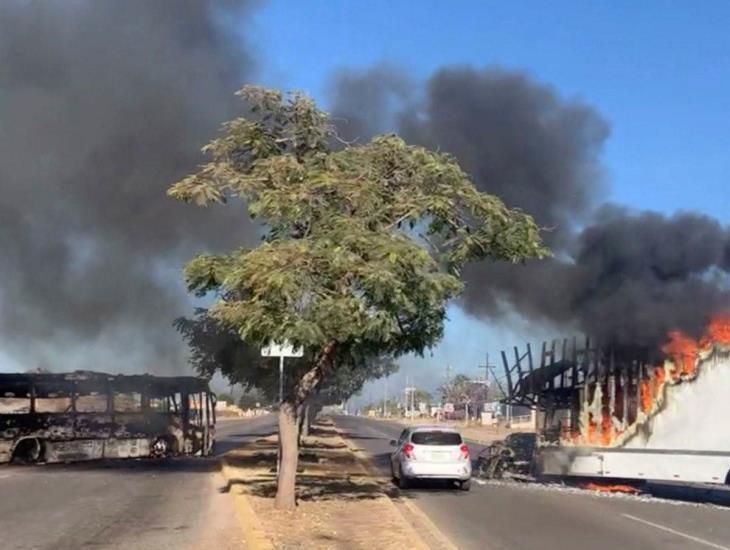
[478,353,496,392]
[382,376,387,417]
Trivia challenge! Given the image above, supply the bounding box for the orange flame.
[600,410,612,446]
[662,331,699,378]
[639,380,651,413]
[587,414,598,445]
[581,482,640,494]
[654,366,666,386]
[703,314,730,347]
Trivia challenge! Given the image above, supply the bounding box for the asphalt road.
[0,415,276,550]
[335,414,730,550]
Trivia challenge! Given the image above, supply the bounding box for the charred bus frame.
[0,371,216,464]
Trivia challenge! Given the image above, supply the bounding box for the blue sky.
[244,1,730,401]
[250,0,729,223]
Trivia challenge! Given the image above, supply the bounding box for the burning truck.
[498,315,730,484]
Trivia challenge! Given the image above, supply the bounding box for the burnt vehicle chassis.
[475,432,537,480]
[0,371,216,464]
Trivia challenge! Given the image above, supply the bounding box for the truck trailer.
[499,317,730,484]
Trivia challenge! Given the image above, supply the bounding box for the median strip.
[219,418,435,549]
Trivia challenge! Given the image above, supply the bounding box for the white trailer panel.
[539,446,730,484]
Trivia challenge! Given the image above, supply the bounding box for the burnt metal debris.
[500,338,654,445]
[475,432,537,480]
[0,370,216,464]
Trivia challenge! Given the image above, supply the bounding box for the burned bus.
[0,371,216,464]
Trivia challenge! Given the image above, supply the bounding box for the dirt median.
[219,418,436,549]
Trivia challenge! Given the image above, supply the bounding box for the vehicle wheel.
[460,479,471,491]
[12,438,43,464]
[151,437,172,458]
[397,466,410,489]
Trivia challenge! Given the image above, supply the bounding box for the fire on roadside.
[580,482,641,494]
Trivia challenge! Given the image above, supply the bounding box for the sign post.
[261,341,303,477]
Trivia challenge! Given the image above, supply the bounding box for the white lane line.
[622,514,729,550]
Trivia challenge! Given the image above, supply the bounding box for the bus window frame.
[33,380,74,414]
[73,380,111,414]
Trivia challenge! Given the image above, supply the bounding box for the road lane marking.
[622,514,729,550]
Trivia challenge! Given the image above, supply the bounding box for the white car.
[390,425,472,490]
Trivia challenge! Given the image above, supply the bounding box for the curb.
[220,458,275,550]
[332,425,458,550]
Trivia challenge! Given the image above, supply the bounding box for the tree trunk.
[274,342,336,511]
[275,401,299,510]
[296,402,305,447]
[301,403,310,438]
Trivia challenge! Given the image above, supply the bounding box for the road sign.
[443,402,455,413]
[260,341,303,358]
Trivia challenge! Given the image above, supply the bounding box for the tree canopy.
[440,374,487,406]
[169,86,546,394]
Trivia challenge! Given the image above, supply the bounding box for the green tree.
[440,374,489,419]
[238,389,265,410]
[413,389,433,406]
[216,392,234,405]
[169,86,546,509]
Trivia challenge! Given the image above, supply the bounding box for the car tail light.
[402,443,415,459]
[459,444,469,460]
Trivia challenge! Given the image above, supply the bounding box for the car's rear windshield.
[411,431,462,446]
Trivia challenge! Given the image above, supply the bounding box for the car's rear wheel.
[460,479,471,491]
[397,466,410,489]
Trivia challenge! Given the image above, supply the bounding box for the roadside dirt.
[222,419,425,549]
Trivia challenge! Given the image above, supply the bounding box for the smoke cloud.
[331,66,730,348]
[0,0,258,372]
[329,65,413,144]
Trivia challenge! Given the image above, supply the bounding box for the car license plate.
[430,451,449,461]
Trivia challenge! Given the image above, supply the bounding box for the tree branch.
[293,341,336,405]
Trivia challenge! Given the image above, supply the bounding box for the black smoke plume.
[331,66,730,348]
[0,1,258,372]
